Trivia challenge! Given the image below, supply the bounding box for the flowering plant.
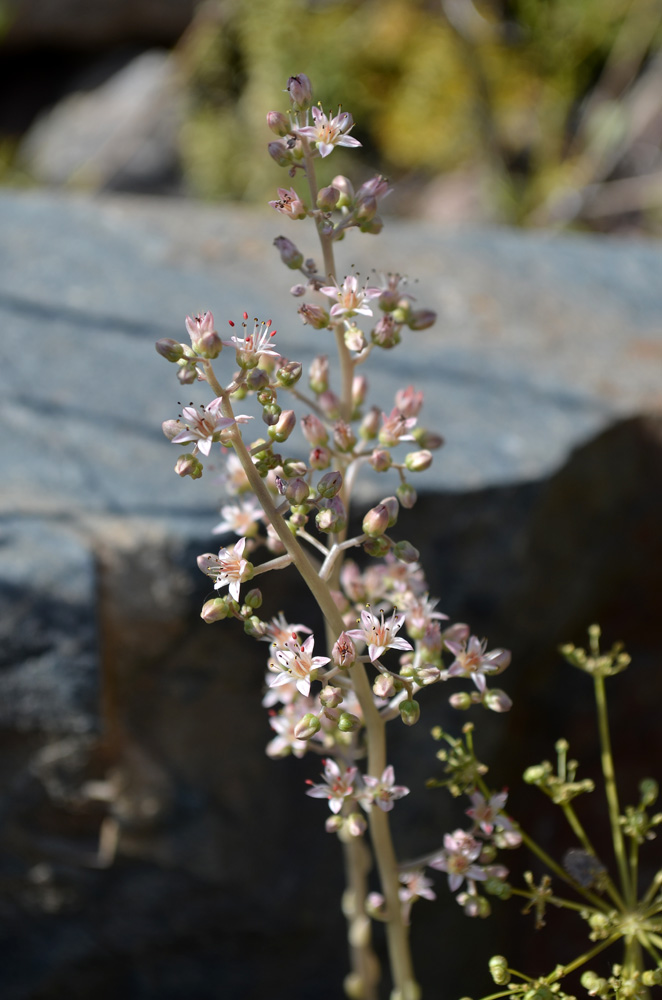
[157,72,516,999]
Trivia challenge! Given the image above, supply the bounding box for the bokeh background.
[2,0,662,233]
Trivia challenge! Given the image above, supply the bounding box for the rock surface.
[1,189,662,998]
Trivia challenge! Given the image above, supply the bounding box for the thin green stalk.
[561,802,624,909]
[518,828,612,912]
[594,674,632,903]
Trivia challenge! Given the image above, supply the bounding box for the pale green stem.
[518,829,612,912]
[548,933,622,979]
[642,870,662,908]
[509,887,597,915]
[594,674,632,903]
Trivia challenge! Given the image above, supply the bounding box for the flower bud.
[176,361,197,385]
[196,329,223,359]
[269,408,296,442]
[393,540,419,563]
[448,691,473,710]
[332,632,357,668]
[399,699,420,726]
[371,315,400,349]
[285,477,310,504]
[155,338,184,362]
[276,361,303,388]
[344,324,366,353]
[396,482,417,509]
[408,309,437,330]
[317,185,340,211]
[316,496,347,533]
[381,496,399,526]
[319,391,341,420]
[333,420,356,453]
[346,813,367,837]
[244,369,270,392]
[368,448,392,472]
[362,504,390,538]
[244,588,263,609]
[360,216,383,235]
[363,536,391,558]
[273,235,304,270]
[373,673,396,698]
[175,453,203,479]
[261,403,281,426]
[640,779,659,807]
[489,957,510,986]
[300,413,328,446]
[290,283,306,297]
[355,194,377,222]
[483,689,513,713]
[294,713,322,740]
[338,712,360,732]
[405,449,433,472]
[200,598,229,622]
[319,685,343,708]
[331,174,355,207]
[162,418,184,440]
[326,815,344,833]
[352,374,368,408]
[266,110,291,137]
[309,354,329,393]
[268,139,292,167]
[287,73,313,111]
[414,429,445,450]
[317,470,343,498]
[359,407,381,441]
[309,446,332,470]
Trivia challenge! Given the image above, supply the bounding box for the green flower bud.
[338,712,361,732]
[399,699,420,726]
[155,338,184,362]
[488,956,510,986]
[200,598,229,623]
[294,713,322,740]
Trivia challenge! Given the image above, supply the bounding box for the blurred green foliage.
[178,0,662,228]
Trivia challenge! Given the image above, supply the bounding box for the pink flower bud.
[266,110,291,137]
[196,329,223,359]
[381,496,399,527]
[352,374,368,408]
[360,407,381,441]
[371,315,401,349]
[282,458,307,478]
[483,689,513,713]
[325,815,344,833]
[363,504,389,537]
[414,429,445,450]
[396,482,417,508]
[294,713,322,740]
[408,309,437,331]
[395,386,424,417]
[319,391,341,420]
[331,174,355,206]
[358,175,391,201]
[399,699,420,726]
[285,477,310,504]
[309,446,332,470]
[269,409,296,442]
[320,685,343,708]
[332,632,357,668]
[405,449,433,472]
[175,453,203,479]
[369,448,392,472]
[332,420,356,453]
[162,418,184,440]
[347,813,367,837]
[176,362,197,385]
[287,73,313,111]
[393,540,419,563]
[344,324,366,352]
[298,303,330,329]
[300,413,328,446]
[355,194,377,222]
[276,361,303,387]
[273,235,304,269]
[373,674,396,698]
[155,338,184,362]
[317,470,343,498]
[449,692,473,710]
[268,139,292,167]
[200,598,229,622]
[309,354,329,393]
[316,496,347,533]
[317,185,340,211]
[291,283,306,297]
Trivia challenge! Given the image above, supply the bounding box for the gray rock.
[18,50,183,193]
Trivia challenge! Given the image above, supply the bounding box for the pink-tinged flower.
[261,612,312,651]
[378,407,418,447]
[212,498,263,537]
[399,870,436,923]
[360,765,409,813]
[466,790,514,836]
[268,186,307,219]
[222,315,280,364]
[271,634,331,697]
[429,830,487,892]
[306,758,358,813]
[346,607,413,663]
[185,311,215,341]
[446,636,511,694]
[296,106,361,158]
[198,537,250,601]
[171,398,239,457]
[403,595,448,636]
[319,275,381,319]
